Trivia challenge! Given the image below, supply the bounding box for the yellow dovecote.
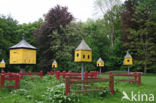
[97,57,104,67]
[0,59,5,68]
[9,33,37,64]
[123,51,133,65]
[52,60,58,68]
[74,39,92,62]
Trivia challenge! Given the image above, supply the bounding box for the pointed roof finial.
[9,33,37,49]
[124,51,132,58]
[52,60,57,64]
[75,39,91,51]
[97,57,104,62]
[0,59,5,64]
[22,33,25,40]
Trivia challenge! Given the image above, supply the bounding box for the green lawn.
[0,73,156,103]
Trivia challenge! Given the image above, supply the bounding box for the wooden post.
[62,71,66,79]
[19,71,23,80]
[65,76,70,96]
[0,74,5,88]
[81,63,84,90]
[134,72,137,82]
[84,72,88,85]
[84,72,88,79]
[109,72,114,94]
[138,73,141,85]
[56,71,60,80]
[28,71,31,76]
[15,74,20,89]
[50,71,53,75]
[40,71,43,78]
[69,71,72,79]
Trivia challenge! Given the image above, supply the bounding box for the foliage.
[34,5,74,70]
[121,0,156,73]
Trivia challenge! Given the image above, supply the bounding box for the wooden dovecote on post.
[74,39,92,62]
[97,57,104,67]
[52,60,58,68]
[123,51,133,65]
[9,33,37,64]
[0,59,5,68]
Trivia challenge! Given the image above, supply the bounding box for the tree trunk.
[144,63,147,74]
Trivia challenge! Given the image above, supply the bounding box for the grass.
[0,72,156,103]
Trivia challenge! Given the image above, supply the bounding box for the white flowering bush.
[43,83,80,103]
[10,89,29,96]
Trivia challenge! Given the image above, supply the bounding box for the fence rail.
[65,74,114,96]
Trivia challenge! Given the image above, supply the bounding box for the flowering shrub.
[43,83,80,103]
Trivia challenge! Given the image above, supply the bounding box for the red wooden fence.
[0,71,43,89]
[19,71,43,79]
[98,72,141,85]
[0,72,20,89]
[65,73,114,96]
[47,71,141,85]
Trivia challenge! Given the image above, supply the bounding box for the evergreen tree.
[121,0,156,73]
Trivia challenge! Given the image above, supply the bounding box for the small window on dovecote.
[77,53,79,57]
[127,59,130,62]
[88,55,90,59]
[83,55,85,59]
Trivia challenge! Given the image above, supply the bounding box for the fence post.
[84,72,88,85]
[90,71,94,78]
[84,72,88,79]
[15,74,20,89]
[28,71,31,76]
[62,71,66,79]
[40,71,43,78]
[95,71,98,78]
[50,71,53,75]
[19,71,23,80]
[0,74,5,88]
[109,72,114,94]
[134,72,137,82]
[138,73,141,85]
[56,71,60,80]
[65,76,70,96]
[69,71,72,79]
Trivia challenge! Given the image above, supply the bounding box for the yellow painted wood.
[10,49,36,64]
[97,62,104,67]
[124,58,133,65]
[0,63,5,68]
[74,50,92,62]
[52,64,58,68]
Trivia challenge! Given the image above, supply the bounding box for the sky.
[0,0,95,24]
[0,0,125,24]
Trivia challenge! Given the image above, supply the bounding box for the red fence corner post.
[40,71,43,78]
[138,73,141,85]
[65,76,70,96]
[109,73,114,94]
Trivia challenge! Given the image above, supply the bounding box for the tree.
[94,0,122,46]
[34,5,74,69]
[121,0,156,73]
